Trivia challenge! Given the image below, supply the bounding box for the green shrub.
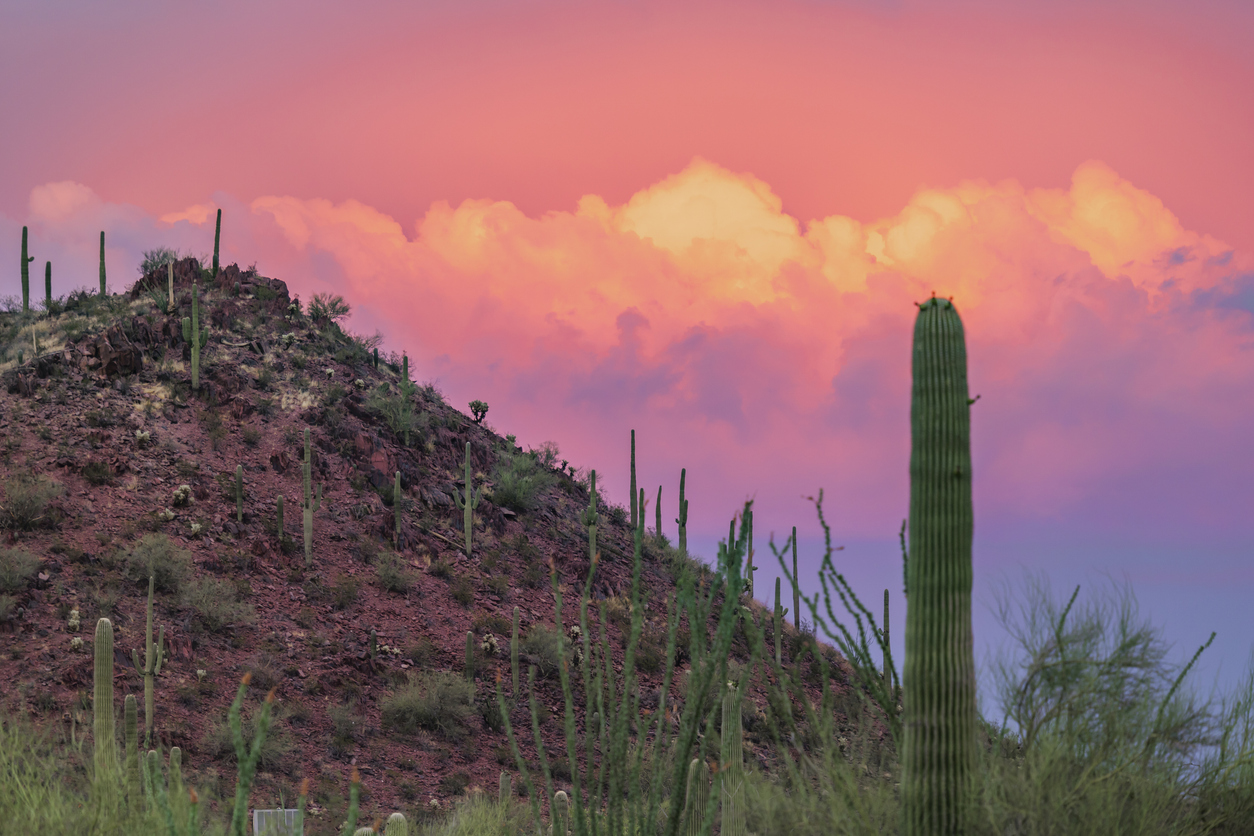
[438,771,471,796]
[0,594,16,621]
[490,450,556,514]
[0,548,38,594]
[0,473,63,531]
[184,577,255,632]
[332,574,359,610]
[138,248,180,275]
[450,574,474,607]
[80,460,113,486]
[200,712,295,773]
[123,534,193,593]
[364,386,429,447]
[376,551,415,593]
[381,671,474,740]
[520,624,568,678]
[308,293,351,323]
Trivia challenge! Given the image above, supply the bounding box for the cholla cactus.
[480,633,499,657]
[70,636,84,651]
[158,509,175,522]
[68,607,81,632]
[134,429,151,448]
[189,522,202,536]
[172,484,191,507]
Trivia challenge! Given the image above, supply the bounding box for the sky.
[3,0,1253,726]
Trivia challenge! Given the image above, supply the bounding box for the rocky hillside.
[0,258,876,830]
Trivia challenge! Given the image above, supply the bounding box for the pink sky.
[4,0,1253,709]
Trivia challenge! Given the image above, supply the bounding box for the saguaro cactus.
[499,771,512,805]
[93,618,119,793]
[302,429,322,567]
[901,295,978,836]
[720,683,745,836]
[683,758,710,836]
[124,694,141,807]
[551,790,569,836]
[235,464,244,523]
[393,471,402,548]
[581,470,598,566]
[452,442,480,557]
[181,281,208,391]
[166,262,175,314]
[883,588,892,698]
[676,468,688,556]
[276,494,284,535]
[99,231,106,296]
[20,226,33,312]
[386,812,410,836]
[791,526,800,630]
[773,577,786,667]
[212,208,221,277]
[130,573,165,748]
[629,430,637,531]
[44,261,51,309]
[465,629,476,681]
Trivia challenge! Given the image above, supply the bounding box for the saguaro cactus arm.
[901,295,978,836]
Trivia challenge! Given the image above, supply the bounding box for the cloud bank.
[4,159,1252,553]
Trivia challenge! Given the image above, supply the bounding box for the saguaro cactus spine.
[93,618,119,792]
[302,429,322,566]
[452,442,480,557]
[181,281,208,390]
[902,295,978,836]
[676,468,688,556]
[235,464,244,523]
[212,208,221,277]
[20,226,33,312]
[130,573,165,748]
[99,231,106,296]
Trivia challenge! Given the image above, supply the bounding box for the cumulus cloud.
[5,160,1251,550]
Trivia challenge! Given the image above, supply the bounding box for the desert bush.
[184,577,255,632]
[381,671,474,740]
[123,533,193,593]
[0,594,16,621]
[200,712,295,773]
[490,450,556,514]
[450,573,474,607]
[0,473,62,531]
[308,293,351,324]
[0,548,38,594]
[138,247,180,275]
[376,551,415,593]
[80,460,113,486]
[365,384,429,447]
[520,624,568,678]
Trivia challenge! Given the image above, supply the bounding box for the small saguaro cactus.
[386,812,410,836]
[773,577,786,668]
[235,464,244,523]
[676,468,688,556]
[550,790,569,836]
[499,771,512,806]
[581,470,598,566]
[373,347,379,369]
[655,484,662,538]
[902,295,978,836]
[124,694,141,808]
[181,281,208,391]
[44,261,51,310]
[465,630,476,681]
[20,226,33,312]
[302,429,322,567]
[393,471,402,548]
[683,757,710,836]
[130,573,165,748]
[276,494,284,536]
[93,618,119,797]
[720,683,746,836]
[744,512,755,600]
[166,262,174,313]
[99,231,106,296]
[452,442,480,557]
[212,208,221,277]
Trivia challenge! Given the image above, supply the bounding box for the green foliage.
[469,399,489,424]
[139,247,179,276]
[0,472,63,530]
[81,459,113,486]
[0,547,38,593]
[375,550,415,593]
[381,671,475,740]
[490,448,556,514]
[308,292,351,323]
[183,577,255,632]
[519,624,568,679]
[123,533,193,593]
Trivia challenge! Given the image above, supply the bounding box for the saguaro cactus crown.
[901,295,978,836]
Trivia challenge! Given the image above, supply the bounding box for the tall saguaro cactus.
[20,226,33,312]
[93,618,119,798]
[302,428,322,566]
[44,261,51,309]
[791,526,800,630]
[581,470,598,565]
[181,281,208,390]
[628,429,637,530]
[720,683,746,836]
[123,694,141,807]
[676,468,688,556]
[901,295,978,836]
[212,208,221,277]
[99,231,107,296]
[452,442,480,557]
